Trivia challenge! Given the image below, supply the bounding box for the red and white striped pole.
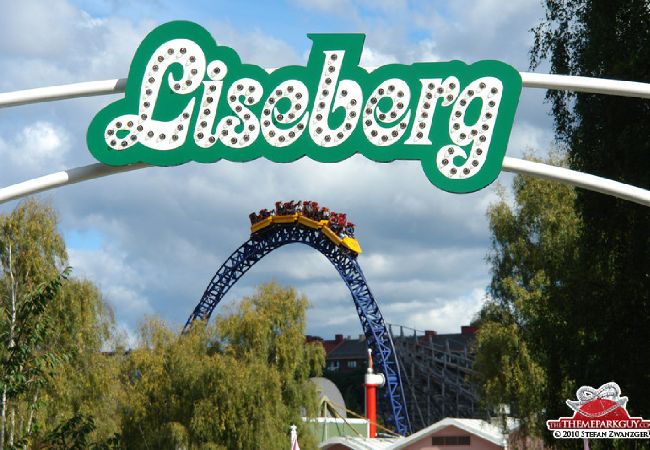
[365,349,385,438]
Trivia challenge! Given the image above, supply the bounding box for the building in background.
[320,417,510,450]
[309,325,480,432]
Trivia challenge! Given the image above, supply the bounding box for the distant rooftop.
[328,338,367,360]
[308,325,477,359]
[320,417,509,450]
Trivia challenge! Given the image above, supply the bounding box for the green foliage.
[42,414,121,449]
[527,0,650,446]
[0,199,69,448]
[0,199,67,290]
[477,2,650,447]
[44,413,96,449]
[37,278,124,444]
[120,283,325,450]
[0,271,68,398]
[473,319,546,434]
[474,156,580,437]
[0,199,120,448]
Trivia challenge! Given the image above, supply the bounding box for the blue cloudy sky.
[0,0,554,342]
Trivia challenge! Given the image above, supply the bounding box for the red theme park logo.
[547,382,650,439]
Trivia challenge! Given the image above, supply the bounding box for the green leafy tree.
[474,154,582,436]
[35,279,123,445]
[41,413,121,449]
[476,1,650,446]
[0,273,68,449]
[0,199,120,448]
[531,0,650,420]
[476,152,649,449]
[0,199,66,448]
[120,283,325,449]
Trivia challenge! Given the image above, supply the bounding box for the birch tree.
[0,199,66,448]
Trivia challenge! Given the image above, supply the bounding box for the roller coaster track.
[389,324,478,431]
[184,223,411,435]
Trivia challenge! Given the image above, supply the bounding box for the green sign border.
[87,21,522,193]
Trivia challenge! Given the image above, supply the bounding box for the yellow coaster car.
[250,212,362,256]
[342,237,362,254]
[273,214,298,224]
[297,215,322,229]
[251,216,273,233]
[321,226,343,246]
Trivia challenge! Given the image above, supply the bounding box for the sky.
[0,0,555,343]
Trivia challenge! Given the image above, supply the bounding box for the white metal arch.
[0,71,649,207]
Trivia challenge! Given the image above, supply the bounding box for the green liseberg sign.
[87,21,522,193]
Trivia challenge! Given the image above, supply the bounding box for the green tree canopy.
[474,155,580,436]
[120,283,325,450]
[531,0,650,423]
[36,278,123,445]
[0,199,119,448]
[476,2,650,446]
[0,199,68,448]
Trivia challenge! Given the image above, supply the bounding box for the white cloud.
[411,39,442,63]
[0,121,70,173]
[0,0,82,58]
[290,0,356,16]
[46,152,497,336]
[84,17,156,80]
[68,247,156,324]
[0,6,153,92]
[391,288,486,334]
[506,120,554,159]
[205,21,303,67]
[360,47,399,67]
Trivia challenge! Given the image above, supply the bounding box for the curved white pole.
[0,79,126,108]
[0,163,147,204]
[1,72,650,109]
[519,72,650,98]
[501,157,650,206]
[0,158,648,207]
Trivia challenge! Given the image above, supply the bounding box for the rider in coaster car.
[338,213,347,230]
[330,213,342,233]
[307,201,318,218]
[345,222,355,237]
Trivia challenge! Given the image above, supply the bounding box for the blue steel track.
[184,223,411,435]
